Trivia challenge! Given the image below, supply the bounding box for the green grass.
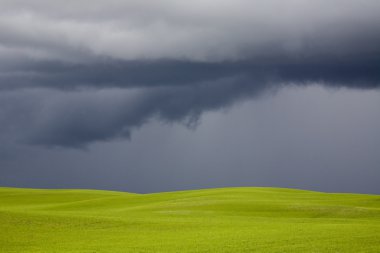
[1,187,379,253]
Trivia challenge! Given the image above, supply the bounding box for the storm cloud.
[1,0,380,62]
[0,0,380,148]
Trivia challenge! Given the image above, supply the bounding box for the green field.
[0,187,379,253]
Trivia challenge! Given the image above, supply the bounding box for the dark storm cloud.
[0,0,380,147]
[1,75,272,147]
[1,58,380,90]
[1,59,379,148]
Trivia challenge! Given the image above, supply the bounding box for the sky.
[0,0,379,193]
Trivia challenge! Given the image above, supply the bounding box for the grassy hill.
[1,187,379,252]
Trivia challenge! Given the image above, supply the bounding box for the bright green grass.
[1,187,379,253]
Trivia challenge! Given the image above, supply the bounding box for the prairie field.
[0,187,379,253]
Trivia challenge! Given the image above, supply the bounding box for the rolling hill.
[1,187,379,252]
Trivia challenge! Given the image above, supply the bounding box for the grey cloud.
[0,0,379,148]
[1,0,380,91]
[0,57,379,148]
[1,58,380,91]
[1,63,379,148]
[0,0,380,61]
[1,75,271,148]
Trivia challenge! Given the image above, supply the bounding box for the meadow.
[0,187,379,252]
